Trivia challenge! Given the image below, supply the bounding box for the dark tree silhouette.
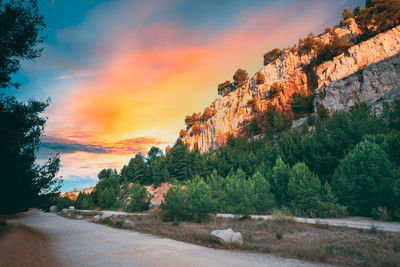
[0,0,62,213]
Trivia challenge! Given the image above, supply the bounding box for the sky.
[8,0,363,192]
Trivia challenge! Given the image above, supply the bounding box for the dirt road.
[9,212,323,267]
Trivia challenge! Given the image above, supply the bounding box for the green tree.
[168,139,189,181]
[250,171,275,214]
[0,0,62,213]
[269,157,291,206]
[225,169,255,218]
[332,139,395,216]
[98,188,116,209]
[187,176,216,221]
[161,183,190,221]
[287,162,326,217]
[121,153,148,184]
[126,183,151,212]
[0,0,45,88]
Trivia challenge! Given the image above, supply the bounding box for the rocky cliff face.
[62,186,95,201]
[182,21,400,152]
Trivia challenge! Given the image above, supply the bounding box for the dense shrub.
[217,80,232,96]
[268,82,284,99]
[332,139,396,216]
[233,69,248,86]
[161,183,190,221]
[263,48,282,66]
[187,177,216,221]
[250,171,275,213]
[288,162,345,218]
[290,93,313,115]
[125,183,151,212]
[225,169,256,218]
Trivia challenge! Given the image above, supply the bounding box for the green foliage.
[0,0,45,89]
[161,183,191,221]
[356,0,400,40]
[0,1,62,212]
[98,188,116,210]
[342,8,355,20]
[121,153,148,184]
[187,176,216,221]
[288,162,345,218]
[126,183,151,212]
[225,169,256,218]
[332,139,395,216]
[250,171,275,213]
[55,196,73,210]
[269,157,291,206]
[263,48,282,66]
[290,93,313,115]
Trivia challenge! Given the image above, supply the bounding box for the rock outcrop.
[61,186,96,201]
[182,21,400,152]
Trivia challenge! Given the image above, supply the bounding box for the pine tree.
[332,139,395,215]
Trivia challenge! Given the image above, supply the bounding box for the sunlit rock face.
[183,21,400,152]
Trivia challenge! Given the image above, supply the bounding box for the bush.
[268,82,284,99]
[233,69,248,86]
[161,183,191,221]
[372,206,391,221]
[218,80,232,96]
[291,93,313,114]
[187,177,216,221]
[255,72,265,84]
[125,183,151,212]
[332,139,396,216]
[250,171,275,214]
[264,49,282,65]
[225,169,256,218]
[288,162,344,218]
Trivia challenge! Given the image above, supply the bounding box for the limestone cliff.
[182,21,400,152]
[61,186,95,201]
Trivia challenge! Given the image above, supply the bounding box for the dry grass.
[93,212,400,267]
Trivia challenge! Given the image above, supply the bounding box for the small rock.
[149,201,159,209]
[210,228,243,246]
[62,208,73,215]
[76,215,83,219]
[49,205,58,213]
[123,219,135,228]
[68,206,75,210]
[352,259,366,264]
[92,215,101,222]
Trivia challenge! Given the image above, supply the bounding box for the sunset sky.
[8,0,363,192]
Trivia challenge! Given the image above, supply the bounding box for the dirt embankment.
[0,213,60,267]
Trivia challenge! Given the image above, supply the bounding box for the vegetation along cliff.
[181,8,400,152]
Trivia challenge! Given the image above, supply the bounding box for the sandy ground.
[0,214,60,267]
[7,211,325,267]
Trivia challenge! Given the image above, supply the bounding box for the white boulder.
[123,219,135,228]
[210,228,243,246]
[76,215,83,219]
[92,215,101,222]
[49,205,58,213]
[62,208,73,216]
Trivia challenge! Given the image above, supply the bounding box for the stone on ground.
[210,228,243,245]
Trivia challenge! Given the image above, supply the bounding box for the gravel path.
[216,214,400,232]
[77,209,400,233]
[11,212,324,267]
